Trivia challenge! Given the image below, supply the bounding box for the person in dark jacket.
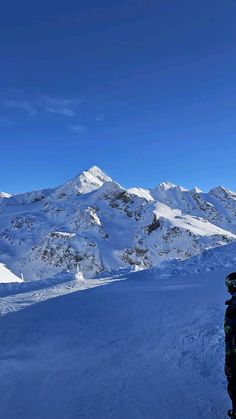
[225,272,236,418]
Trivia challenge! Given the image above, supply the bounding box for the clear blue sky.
[1,0,236,194]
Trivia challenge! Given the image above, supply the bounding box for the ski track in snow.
[0,269,230,419]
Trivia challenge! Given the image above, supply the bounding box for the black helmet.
[225,272,236,293]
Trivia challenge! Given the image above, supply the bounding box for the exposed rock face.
[0,166,236,280]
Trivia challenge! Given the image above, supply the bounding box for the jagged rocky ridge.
[0,166,236,280]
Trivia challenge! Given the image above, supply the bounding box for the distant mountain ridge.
[0,166,236,281]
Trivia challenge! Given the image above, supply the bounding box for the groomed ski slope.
[0,269,230,419]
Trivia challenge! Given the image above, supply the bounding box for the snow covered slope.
[150,182,236,233]
[0,268,229,418]
[0,166,236,281]
[0,192,11,198]
[0,263,22,283]
[156,240,236,278]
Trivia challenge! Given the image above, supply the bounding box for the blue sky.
[1,0,236,193]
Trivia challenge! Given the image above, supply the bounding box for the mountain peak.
[209,186,236,200]
[84,165,108,178]
[158,181,177,191]
[190,186,202,194]
[155,181,187,192]
[209,185,229,195]
[72,166,112,189]
[54,166,112,197]
[0,192,12,198]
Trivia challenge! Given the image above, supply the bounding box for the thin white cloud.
[3,100,36,116]
[69,124,86,132]
[2,95,81,117]
[36,96,81,116]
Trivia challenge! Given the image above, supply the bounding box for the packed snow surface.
[0,268,229,418]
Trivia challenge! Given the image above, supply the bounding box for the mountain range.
[0,166,236,281]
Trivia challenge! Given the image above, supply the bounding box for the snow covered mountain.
[0,166,236,281]
[150,182,236,233]
[0,192,11,199]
